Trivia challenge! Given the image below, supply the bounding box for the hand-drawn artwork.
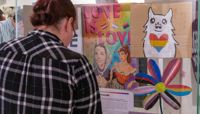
[94,43,111,88]
[83,4,139,90]
[134,59,192,111]
[131,3,192,58]
[143,8,178,58]
[108,45,137,89]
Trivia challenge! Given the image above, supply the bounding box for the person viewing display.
[0,0,102,114]
[0,9,5,21]
[0,8,16,43]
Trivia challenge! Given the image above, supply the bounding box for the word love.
[98,31,130,45]
[83,4,120,33]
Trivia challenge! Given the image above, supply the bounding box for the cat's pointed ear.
[148,7,154,17]
[165,9,172,19]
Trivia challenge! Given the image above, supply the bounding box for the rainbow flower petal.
[148,59,161,82]
[134,86,156,96]
[161,92,180,110]
[166,85,192,96]
[143,93,159,110]
[135,73,158,85]
[162,59,182,85]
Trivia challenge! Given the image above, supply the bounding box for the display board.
[20,1,199,114]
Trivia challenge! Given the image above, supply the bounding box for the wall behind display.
[0,0,33,7]
[22,5,33,35]
[0,0,6,6]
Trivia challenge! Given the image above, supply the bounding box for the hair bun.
[43,13,52,24]
[32,12,53,25]
[31,0,76,27]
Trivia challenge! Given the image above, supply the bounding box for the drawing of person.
[93,43,110,88]
[108,45,136,89]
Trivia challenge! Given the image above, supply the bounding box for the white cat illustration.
[143,8,178,58]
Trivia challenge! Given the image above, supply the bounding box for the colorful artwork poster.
[82,3,139,90]
[130,2,192,58]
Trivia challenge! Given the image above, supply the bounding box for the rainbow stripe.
[150,41,168,46]
[166,85,192,96]
[149,33,169,52]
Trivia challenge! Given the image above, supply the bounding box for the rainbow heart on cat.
[149,33,169,52]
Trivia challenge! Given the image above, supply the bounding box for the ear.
[165,9,172,19]
[64,17,73,32]
[148,7,154,17]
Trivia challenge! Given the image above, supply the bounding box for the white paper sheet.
[100,88,134,114]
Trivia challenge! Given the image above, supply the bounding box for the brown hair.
[118,45,131,63]
[95,43,107,57]
[30,0,76,27]
[0,9,5,21]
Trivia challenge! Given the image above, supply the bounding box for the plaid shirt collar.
[28,29,64,46]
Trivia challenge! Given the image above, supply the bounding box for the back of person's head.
[0,9,3,15]
[0,9,5,21]
[30,0,76,27]
[2,7,15,21]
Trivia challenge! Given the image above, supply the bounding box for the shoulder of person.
[0,42,7,50]
[127,64,134,70]
[60,48,84,60]
[111,62,118,70]
[51,47,91,66]
[38,46,86,64]
[0,19,9,25]
[129,66,136,73]
[0,20,3,27]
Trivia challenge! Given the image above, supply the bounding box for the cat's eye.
[162,19,167,24]
[150,18,155,24]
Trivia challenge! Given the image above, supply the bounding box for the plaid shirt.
[0,30,102,114]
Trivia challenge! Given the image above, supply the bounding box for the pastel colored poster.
[131,3,192,58]
[82,3,139,90]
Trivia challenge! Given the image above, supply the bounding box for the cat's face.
[146,8,173,33]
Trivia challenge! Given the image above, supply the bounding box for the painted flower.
[134,59,192,110]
